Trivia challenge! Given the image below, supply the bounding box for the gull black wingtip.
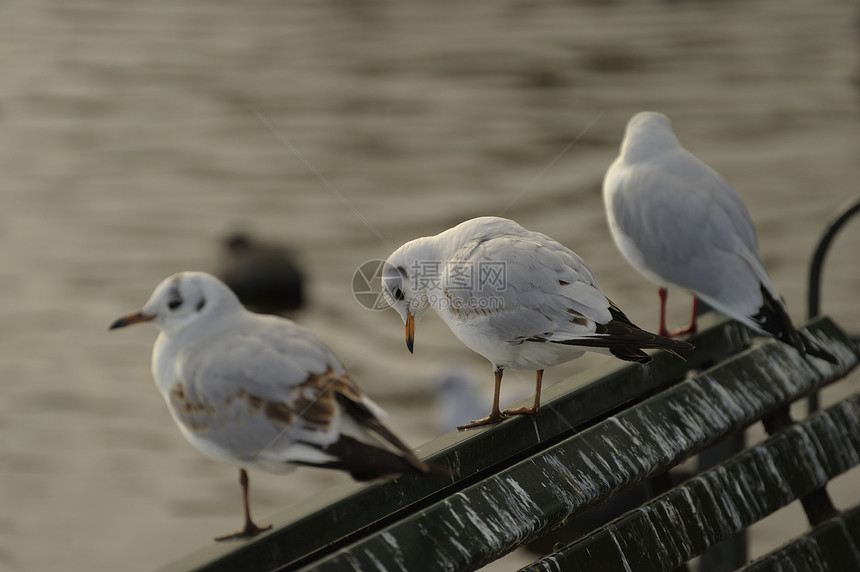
[803,337,839,365]
[109,311,155,330]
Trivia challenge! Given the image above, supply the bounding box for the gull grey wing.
[177,324,451,476]
[174,325,348,450]
[445,233,614,342]
[608,152,767,316]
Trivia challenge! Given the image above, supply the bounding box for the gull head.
[627,111,672,133]
[381,238,439,354]
[620,111,680,162]
[109,271,243,337]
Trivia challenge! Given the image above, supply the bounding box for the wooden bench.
[160,314,860,572]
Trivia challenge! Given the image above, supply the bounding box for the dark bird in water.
[218,232,305,315]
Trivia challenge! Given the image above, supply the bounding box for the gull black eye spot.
[393,287,405,301]
[168,299,183,311]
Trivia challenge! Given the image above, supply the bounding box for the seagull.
[110,271,449,541]
[381,216,693,429]
[603,111,836,364]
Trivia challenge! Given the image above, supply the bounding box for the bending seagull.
[110,271,448,541]
[603,111,836,363]
[381,216,693,429]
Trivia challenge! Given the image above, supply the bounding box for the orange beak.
[109,311,156,330]
[405,312,415,354]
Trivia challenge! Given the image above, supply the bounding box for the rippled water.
[1,0,858,570]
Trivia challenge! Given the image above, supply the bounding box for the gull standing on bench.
[603,111,836,363]
[381,216,693,429]
[110,271,449,541]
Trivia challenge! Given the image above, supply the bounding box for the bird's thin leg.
[504,369,543,417]
[214,469,273,541]
[658,287,670,337]
[672,296,699,336]
[458,368,508,429]
[659,288,698,338]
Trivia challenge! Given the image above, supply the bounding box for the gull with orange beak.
[110,271,449,541]
[381,217,693,429]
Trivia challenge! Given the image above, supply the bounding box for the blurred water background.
[1,0,859,570]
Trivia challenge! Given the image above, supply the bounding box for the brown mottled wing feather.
[278,368,450,479]
[290,367,346,430]
[172,320,448,478]
[229,367,342,436]
[312,371,416,458]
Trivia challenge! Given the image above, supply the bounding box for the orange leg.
[504,369,543,417]
[458,369,508,429]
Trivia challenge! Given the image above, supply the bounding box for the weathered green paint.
[157,316,859,572]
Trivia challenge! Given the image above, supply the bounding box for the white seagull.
[381,217,693,429]
[603,111,836,364]
[110,271,448,541]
